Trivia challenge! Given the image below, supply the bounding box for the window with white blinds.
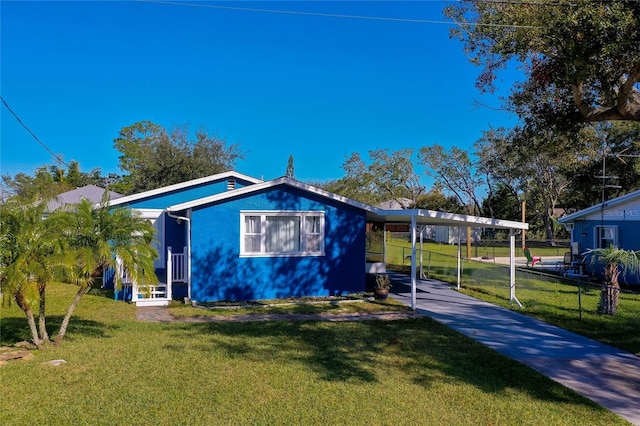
[240,211,324,256]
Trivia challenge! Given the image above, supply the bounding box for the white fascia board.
[134,208,164,220]
[107,171,263,207]
[559,188,640,224]
[380,209,529,230]
[167,177,381,213]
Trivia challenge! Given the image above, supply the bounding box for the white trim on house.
[559,189,640,224]
[106,171,263,207]
[136,209,165,267]
[594,225,619,248]
[373,209,529,231]
[239,210,325,257]
[166,177,378,213]
[165,177,529,231]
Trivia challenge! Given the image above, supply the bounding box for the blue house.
[107,171,529,306]
[107,171,378,305]
[559,189,640,285]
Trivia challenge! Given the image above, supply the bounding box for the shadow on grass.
[161,317,597,408]
[0,315,114,346]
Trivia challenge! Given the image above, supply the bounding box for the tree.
[113,121,244,194]
[2,166,62,201]
[325,150,425,207]
[0,197,158,347]
[419,145,483,215]
[0,198,71,348]
[474,127,578,244]
[481,183,521,223]
[586,247,640,315]
[286,155,295,178]
[2,161,115,201]
[445,1,640,127]
[561,122,640,211]
[415,183,465,214]
[52,198,158,344]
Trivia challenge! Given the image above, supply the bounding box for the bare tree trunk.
[37,283,49,342]
[54,284,90,346]
[16,294,44,348]
[599,285,620,315]
[599,264,621,315]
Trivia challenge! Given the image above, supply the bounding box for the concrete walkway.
[388,272,640,426]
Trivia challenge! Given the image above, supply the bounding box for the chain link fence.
[384,244,640,321]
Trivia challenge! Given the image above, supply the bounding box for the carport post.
[509,230,523,307]
[457,227,461,290]
[383,223,387,265]
[411,215,417,310]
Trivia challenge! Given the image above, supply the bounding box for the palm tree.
[52,198,158,345]
[586,246,640,315]
[1,196,158,347]
[0,199,71,348]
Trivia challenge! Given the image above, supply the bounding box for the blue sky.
[1,0,519,184]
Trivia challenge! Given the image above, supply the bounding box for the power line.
[0,96,69,168]
[133,0,542,29]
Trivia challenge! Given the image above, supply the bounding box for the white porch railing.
[110,246,187,306]
[171,247,187,283]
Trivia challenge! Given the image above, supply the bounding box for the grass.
[373,238,569,265]
[169,294,410,318]
[389,253,640,356]
[0,282,629,425]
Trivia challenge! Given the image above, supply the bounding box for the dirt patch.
[137,307,420,323]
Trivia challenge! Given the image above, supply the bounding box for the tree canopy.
[1,161,111,201]
[327,149,425,208]
[113,121,244,194]
[445,0,640,128]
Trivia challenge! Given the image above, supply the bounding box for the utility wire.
[134,0,542,29]
[0,96,69,168]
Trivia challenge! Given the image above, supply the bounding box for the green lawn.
[0,283,629,425]
[388,252,640,356]
[372,237,569,265]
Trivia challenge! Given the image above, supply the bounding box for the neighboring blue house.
[107,171,529,306]
[559,189,640,285]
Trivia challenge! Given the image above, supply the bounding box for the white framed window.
[240,211,325,257]
[594,225,618,249]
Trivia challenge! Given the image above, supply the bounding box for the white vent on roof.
[227,179,236,191]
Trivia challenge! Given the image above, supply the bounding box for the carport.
[366,208,529,310]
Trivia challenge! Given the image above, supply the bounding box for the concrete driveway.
[388,272,640,426]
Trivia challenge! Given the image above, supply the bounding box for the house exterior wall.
[125,178,256,210]
[188,186,366,301]
[571,219,640,285]
[566,198,640,285]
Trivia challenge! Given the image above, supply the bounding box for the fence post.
[578,282,582,321]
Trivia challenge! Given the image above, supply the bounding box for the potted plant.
[586,246,640,315]
[372,274,392,300]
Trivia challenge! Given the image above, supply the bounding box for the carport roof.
[367,209,528,231]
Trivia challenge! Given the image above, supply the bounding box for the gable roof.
[166,176,528,231]
[107,171,263,207]
[167,176,377,213]
[47,185,122,211]
[558,189,640,223]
